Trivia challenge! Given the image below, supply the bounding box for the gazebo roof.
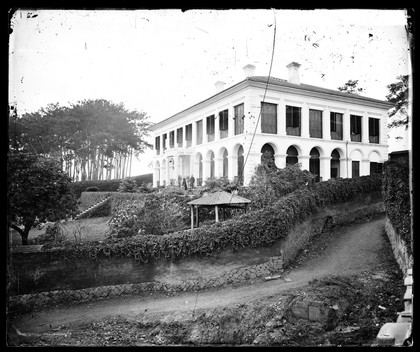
[187,191,251,206]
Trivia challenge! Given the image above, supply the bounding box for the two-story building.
[150,62,392,187]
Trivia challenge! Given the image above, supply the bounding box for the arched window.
[286,146,298,165]
[237,146,244,184]
[309,148,320,181]
[261,143,275,167]
[331,149,340,178]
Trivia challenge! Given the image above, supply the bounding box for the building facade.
[150,62,392,187]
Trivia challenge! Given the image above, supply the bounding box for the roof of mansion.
[151,76,393,131]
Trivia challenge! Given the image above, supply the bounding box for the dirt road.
[10,217,387,336]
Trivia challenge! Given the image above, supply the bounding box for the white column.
[301,103,310,138]
[192,120,197,146]
[228,105,234,138]
[243,152,261,185]
[361,158,370,176]
[323,107,331,140]
[343,109,351,142]
[228,155,238,181]
[299,155,310,171]
[173,155,179,185]
[153,165,159,187]
[203,159,211,180]
[183,125,187,146]
[214,110,220,141]
[362,113,369,144]
[215,157,223,177]
[380,114,387,145]
[320,156,331,181]
[338,157,346,179]
[274,153,287,169]
[203,116,207,142]
[277,99,286,136]
[165,160,170,186]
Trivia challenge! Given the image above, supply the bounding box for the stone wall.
[8,191,384,310]
[384,217,413,276]
[9,256,284,311]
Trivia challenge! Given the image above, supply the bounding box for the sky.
[9,9,410,175]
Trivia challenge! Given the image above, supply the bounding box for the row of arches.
[154,142,384,186]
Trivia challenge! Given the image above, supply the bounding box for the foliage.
[69,173,153,198]
[241,163,313,210]
[8,150,79,245]
[117,177,139,193]
[36,223,70,247]
[85,186,100,192]
[382,160,411,253]
[203,177,241,193]
[337,79,365,95]
[108,191,190,237]
[386,75,409,128]
[9,99,153,182]
[57,175,382,262]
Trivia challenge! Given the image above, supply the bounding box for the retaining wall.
[384,217,413,276]
[8,191,384,310]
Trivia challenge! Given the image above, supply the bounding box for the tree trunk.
[81,158,87,182]
[10,224,30,245]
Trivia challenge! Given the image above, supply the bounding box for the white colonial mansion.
[150,62,392,187]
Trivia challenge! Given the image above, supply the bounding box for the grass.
[10,217,111,246]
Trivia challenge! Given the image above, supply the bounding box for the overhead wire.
[228,9,277,206]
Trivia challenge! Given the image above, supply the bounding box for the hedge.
[382,160,412,254]
[69,174,153,198]
[76,192,147,219]
[53,174,382,263]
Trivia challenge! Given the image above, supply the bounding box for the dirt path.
[11,217,386,335]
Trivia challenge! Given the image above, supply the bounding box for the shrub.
[69,173,153,198]
[203,177,241,193]
[108,192,190,237]
[36,223,70,247]
[382,160,411,253]
[62,174,382,263]
[118,178,139,193]
[241,163,313,210]
[85,186,100,192]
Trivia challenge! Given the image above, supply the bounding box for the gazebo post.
[195,205,199,227]
[190,205,194,230]
[215,205,219,222]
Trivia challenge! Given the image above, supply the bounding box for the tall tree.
[338,80,365,95]
[10,99,153,181]
[386,75,409,129]
[8,150,78,245]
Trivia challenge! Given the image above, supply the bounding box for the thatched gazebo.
[187,191,251,229]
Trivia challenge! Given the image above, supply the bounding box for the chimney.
[243,64,256,78]
[215,81,226,93]
[286,62,301,85]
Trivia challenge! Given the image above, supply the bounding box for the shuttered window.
[369,117,380,144]
[219,109,229,139]
[261,102,277,134]
[196,120,203,145]
[350,115,362,142]
[330,112,343,140]
[206,115,215,142]
[169,131,174,148]
[286,105,301,136]
[155,136,160,155]
[176,128,183,147]
[309,109,322,138]
[234,103,244,135]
